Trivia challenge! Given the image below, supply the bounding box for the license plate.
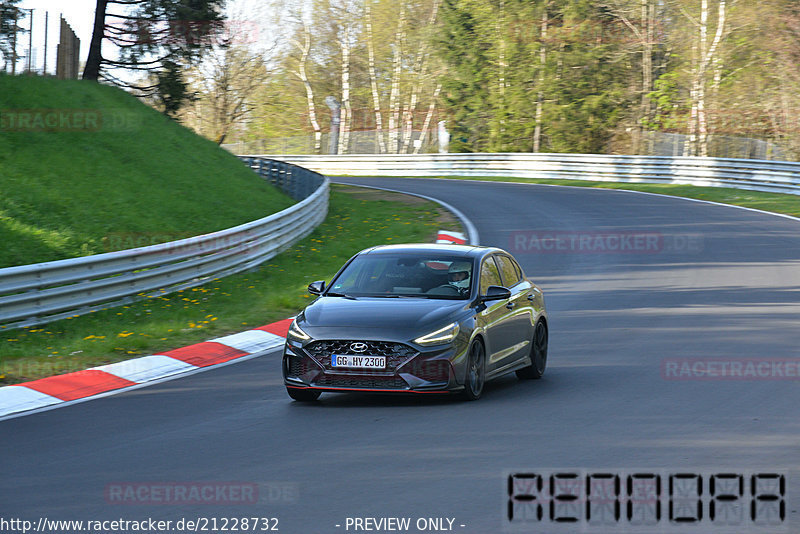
[331,355,386,369]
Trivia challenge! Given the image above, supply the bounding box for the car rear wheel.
[516,320,547,380]
[462,340,485,400]
[286,387,321,402]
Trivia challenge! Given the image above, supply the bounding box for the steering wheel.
[427,284,462,296]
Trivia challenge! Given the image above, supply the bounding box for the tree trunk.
[401,0,440,153]
[494,0,506,146]
[365,2,386,154]
[414,82,442,154]
[696,0,726,157]
[637,0,653,155]
[694,0,709,157]
[83,0,108,80]
[533,7,548,152]
[338,25,352,155]
[388,2,406,153]
[294,23,322,153]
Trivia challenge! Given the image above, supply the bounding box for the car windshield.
[327,254,473,299]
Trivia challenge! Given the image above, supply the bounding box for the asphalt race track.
[3,177,800,533]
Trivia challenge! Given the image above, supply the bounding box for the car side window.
[510,257,525,281]
[479,256,503,295]
[495,255,522,287]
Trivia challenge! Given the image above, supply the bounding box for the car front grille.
[305,340,417,371]
[406,360,451,383]
[288,357,313,377]
[313,374,409,390]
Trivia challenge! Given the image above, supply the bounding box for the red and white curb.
[436,230,467,245]
[0,319,293,419]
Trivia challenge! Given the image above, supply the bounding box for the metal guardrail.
[0,158,328,330]
[242,153,800,196]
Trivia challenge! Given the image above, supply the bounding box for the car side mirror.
[308,280,326,295]
[481,285,511,302]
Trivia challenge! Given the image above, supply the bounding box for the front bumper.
[282,338,464,394]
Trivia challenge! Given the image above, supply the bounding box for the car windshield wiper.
[367,294,437,299]
[325,291,356,299]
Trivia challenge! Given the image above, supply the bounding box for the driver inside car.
[447,261,472,293]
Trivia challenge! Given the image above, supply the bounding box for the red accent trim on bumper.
[286,385,452,394]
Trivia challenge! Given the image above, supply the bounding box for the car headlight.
[288,320,312,342]
[414,322,460,346]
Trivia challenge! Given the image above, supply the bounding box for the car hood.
[301,296,468,333]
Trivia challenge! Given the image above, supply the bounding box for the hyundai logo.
[350,342,368,353]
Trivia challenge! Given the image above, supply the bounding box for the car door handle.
[527,294,535,301]
[506,302,515,310]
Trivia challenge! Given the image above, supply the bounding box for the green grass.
[0,74,294,268]
[0,185,457,384]
[341,175,800,218]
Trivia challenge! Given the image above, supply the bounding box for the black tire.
[516,320,548,380]
[462,340,486,401]
[286,387,321,402]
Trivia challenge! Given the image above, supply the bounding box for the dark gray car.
[282,244,548,401]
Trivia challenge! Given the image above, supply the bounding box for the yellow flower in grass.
[117,331,134,338]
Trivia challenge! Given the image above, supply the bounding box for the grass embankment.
[0,185,459,384]
[363,175,800,218]
[0,73,293,268]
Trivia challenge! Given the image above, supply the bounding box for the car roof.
[359,243,506,259]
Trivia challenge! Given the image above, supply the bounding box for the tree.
[0,0,25,73]
[436,0,493,152]
[437,0,632,153]
[364,0,387,153]
[83,0,225,114]
[180,46,271,144]
[290,19,323,153]
[602,0,665,154]
[682,0,728,156]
